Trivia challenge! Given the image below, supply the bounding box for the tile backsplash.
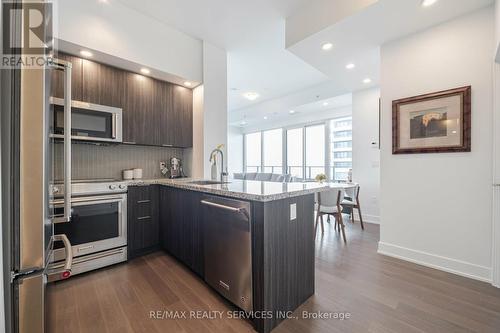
[53,142,184,180]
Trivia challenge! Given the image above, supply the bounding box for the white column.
[185,42,228,179]
[202,42,228,178]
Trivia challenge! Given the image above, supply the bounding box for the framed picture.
[392,86,471,154]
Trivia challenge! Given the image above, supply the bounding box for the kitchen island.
[127,179,330,333]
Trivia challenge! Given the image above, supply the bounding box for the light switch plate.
[290,203,297,221]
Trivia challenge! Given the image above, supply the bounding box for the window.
[334,162,352,168]
[243,116,352,182]
[334,130,352,138]
[305,124,325,179]
[333,141,352,149]
[286,128,303,178]
[263,129,283,173]
[330,117,353,181]
[245,132,261,172]
[333,151,352,159]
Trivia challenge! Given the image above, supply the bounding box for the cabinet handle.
[137,200,150,204]
[137,216,151,220]
[123,141,136,145]
[162,144,173,147]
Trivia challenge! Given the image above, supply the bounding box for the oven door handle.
[51,194,126,207]
[47,234,73,280]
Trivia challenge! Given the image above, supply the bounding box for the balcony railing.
[245,166,349,182]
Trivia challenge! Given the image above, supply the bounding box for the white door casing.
[493,61,500,287]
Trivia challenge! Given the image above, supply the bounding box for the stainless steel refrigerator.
[1,1,73,332]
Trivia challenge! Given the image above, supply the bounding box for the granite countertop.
[125,178,333,202]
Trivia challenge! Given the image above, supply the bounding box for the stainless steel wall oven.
[49,180,128,280]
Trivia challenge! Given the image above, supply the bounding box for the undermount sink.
[187,180,230,186]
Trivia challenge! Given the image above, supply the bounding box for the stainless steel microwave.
[50,97,123,143]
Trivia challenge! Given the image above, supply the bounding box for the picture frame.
[392,86,471,154]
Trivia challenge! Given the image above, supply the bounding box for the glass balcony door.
[286,128,304,178]
[305,124,326,180]
[245,132,261,172]
[262,128,283,174]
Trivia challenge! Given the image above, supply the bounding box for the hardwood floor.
[47,222,500,333]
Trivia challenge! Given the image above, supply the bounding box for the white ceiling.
[117,0,329,111]
[117,0,494,122]
[288,0,494,95]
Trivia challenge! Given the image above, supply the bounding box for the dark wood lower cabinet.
[252,194,315,333]
[127,185,160,259]
[130,186,315,333]
[159,186,204,276]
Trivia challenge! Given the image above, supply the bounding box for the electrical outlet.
[290,203,297,221]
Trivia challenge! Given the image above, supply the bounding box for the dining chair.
[342,184,364,230]
[315,188,347,243]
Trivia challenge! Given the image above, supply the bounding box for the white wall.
[53,0,203,83]
[379,7,494,282]
[496,0,500,61]
[227,126,244,175]
[352,88,380,224]
[493,2,500,286]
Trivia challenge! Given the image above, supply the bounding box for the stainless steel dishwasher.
[201,195,252,312]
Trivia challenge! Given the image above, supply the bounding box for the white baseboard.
[378,242,492,283]
[352,212,379,224]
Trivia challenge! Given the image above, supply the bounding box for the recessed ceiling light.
[243,92,259,101]
[289,110,296,114]
[79,50,93,57]
[422,0,437,7]
[323,102,329,106]
[321,42,333,51]
[98,0,109,3]
[140,68,150,75]
[363,78,372,84]
[345,63,355,70]
[184,81,192,87]
[263,116,268,120]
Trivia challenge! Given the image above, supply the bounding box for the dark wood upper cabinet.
[154,81,174,147]
[171,85,193,148]
[122,72,159,145]
[82,59,124,108]
[52,53,193,148]
[155,82,193,148]
[50,53,83,101]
